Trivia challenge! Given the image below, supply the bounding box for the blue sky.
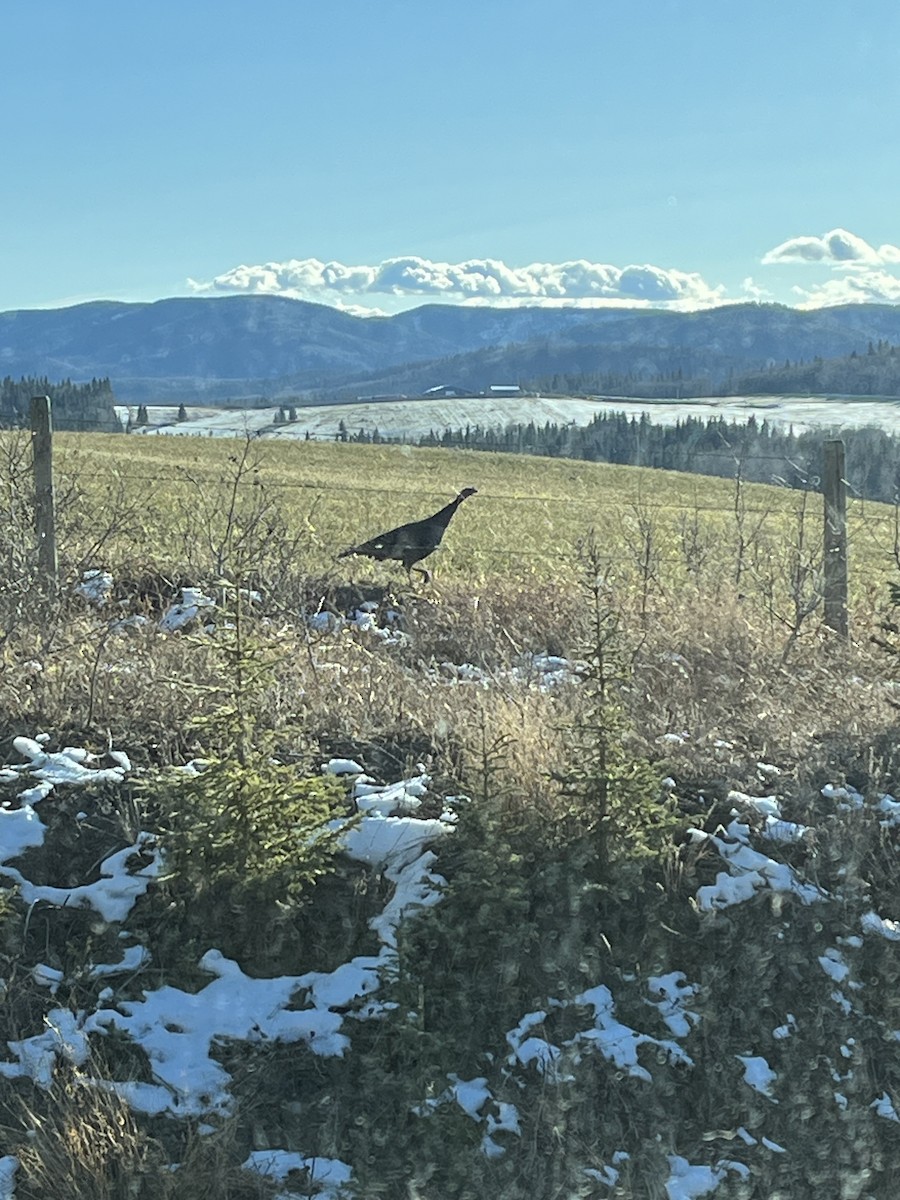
[4,0,900,315]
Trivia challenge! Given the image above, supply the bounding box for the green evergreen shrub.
[139,582,350,964]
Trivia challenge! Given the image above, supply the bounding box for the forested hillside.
[0,377,119,432]
[416,412,900,503]
[535,337,900,401]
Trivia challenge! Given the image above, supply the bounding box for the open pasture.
[5,425,898,774]
[48,430,900,606]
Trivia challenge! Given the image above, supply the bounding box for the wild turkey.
[338,487,477,583]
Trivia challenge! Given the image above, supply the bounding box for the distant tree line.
[0,375,120,432]
[407,411,900,504]
[531,339,900,401]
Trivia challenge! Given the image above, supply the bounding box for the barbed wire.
[36,463,900,527]
[7,419,900,548]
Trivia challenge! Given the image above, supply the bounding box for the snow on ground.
[0,1159,15,1200]
[244,1149,352,1200]
[691,816,824,912]
[5,643,900,1195]
[0,737,459,1192]
[665,1154,749,1199]
[119,392,900,443]
[78,580,582,700]
[0,746,453,1122]
[736,1055,778,1101]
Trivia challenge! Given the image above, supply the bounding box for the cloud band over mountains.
[759,227,900,307]
[188,256,724,310]
[187,229,900,312]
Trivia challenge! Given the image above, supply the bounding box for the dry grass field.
[49,430,900,593]
[0,426,895,781]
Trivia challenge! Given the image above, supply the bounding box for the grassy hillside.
[50,430,899,591]
[3,431,900,1198]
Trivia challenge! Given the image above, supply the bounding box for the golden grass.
[1,428,898,793]
[8,1064,276,1200]
[40,431,900,601]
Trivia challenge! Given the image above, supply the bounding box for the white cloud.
[740,276,774,302]
[187,255,725,310]
[793,269,900,308]
[762,228,900,267]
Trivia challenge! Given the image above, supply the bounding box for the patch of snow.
[0,1009,92,1088]
[572,984,692,1080]
[2,834,163,923]
[0,803,48,864]
[762,816,809,843]
[422,1075,521,1159]
[818,949,850,984]
[353,775,427,817]
[159,587,215,632]
[728,789,780,817]
[324,758,364,776]
[736,1054,777,1100]
[434,651,581,692]
[108,749,133,772]
[89,944,151,979]
[646,972,700,1038]
[871,1092,900,1122]
[32,964,63,991]
[695,820,823,912]
[91,950,349,1116]
[772,1013,797,1040]
[11,735,127,792]
[821,783,864,809]
[482,1101,521,1158]
[861,911,900,941]
[340,815,449,873]
[244,1149,352,1199]
[831,990,853,1015]
[450,1075,491,1120]
[664,1155,735,1199]
[77,569,113,605]
[0,1157,16,1200]
[505,1011,564,1075]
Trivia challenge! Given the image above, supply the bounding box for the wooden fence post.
[823,438,848,638]
[30,395,58,592]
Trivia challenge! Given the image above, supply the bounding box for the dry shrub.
[9,1065,277,1200]
[0,609,225,760]
[12,1065,164,1200]
[167,1122,277,1200]
[400,577,583,667]
[619,586,898,775]
[451,688,573,814]
[293,601,579,810]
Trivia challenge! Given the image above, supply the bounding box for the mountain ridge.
[3,295,900,403]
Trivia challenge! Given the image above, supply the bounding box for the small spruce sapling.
[557,534,679,881]
[145,581,348,908]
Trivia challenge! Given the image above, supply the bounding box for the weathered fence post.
[823,438,848,638]
[30,395,58,592]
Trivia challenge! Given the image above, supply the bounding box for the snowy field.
[115,393,900,442]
